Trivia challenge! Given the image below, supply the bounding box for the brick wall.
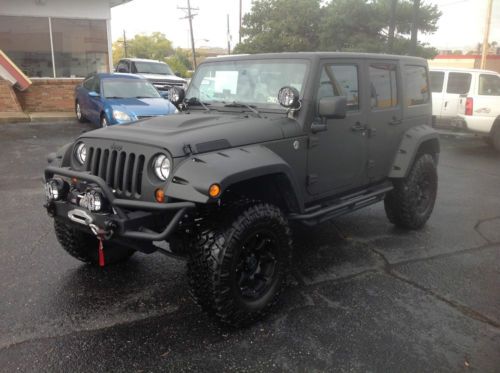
[16,79,83,112]
[0,79,22,112]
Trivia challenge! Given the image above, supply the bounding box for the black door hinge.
[307,174,319,185]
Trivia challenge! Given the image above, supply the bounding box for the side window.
[317,64,359,111]
[405,65,430,106]
[83,76,94,90]
[117,61,127,72]
[478,74,500,96]
[446,73,471,94]
[429,71,445,93]
[93,78,100,94]
[369,63,398,109]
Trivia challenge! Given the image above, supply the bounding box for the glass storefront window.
[0,15,109,78]
[0,15,53,78]
[51,18,108,78]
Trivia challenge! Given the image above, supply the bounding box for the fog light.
[80,190,104,212]
[45,178,68,201]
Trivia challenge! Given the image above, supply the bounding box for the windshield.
[102,79,161,99]
[186,59,309,110]
[133,61,174,75]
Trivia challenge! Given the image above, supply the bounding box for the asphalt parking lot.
[0,121,499,372]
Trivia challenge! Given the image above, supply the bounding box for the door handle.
[351,122,366,132]
[388,118,402,125]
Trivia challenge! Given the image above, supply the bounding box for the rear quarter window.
[478,74,500,96]
[446,72,471,94]
[405,65,430,106]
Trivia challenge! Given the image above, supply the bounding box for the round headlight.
[153,154,171,181]
[75,143,87,165]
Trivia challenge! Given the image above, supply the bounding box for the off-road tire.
[384,153,438,230]
[54,220,135,265]
[75,101,86,123]
[188,202,292,326]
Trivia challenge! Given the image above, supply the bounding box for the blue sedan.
[75,73,178,127]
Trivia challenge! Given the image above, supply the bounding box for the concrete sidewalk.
[0,111,74,124]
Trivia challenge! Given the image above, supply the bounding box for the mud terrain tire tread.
[188,202,292,327]
[384,153,438,230]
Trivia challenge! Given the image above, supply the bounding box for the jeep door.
[364,60,403,182]
[306,61,368,196]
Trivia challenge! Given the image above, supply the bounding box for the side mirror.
[318,96,346,119]
[117,67,128,73]
[174,71,181,77]
[88,91,100,98]
[167,86,185,105]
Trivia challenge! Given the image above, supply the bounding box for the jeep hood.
[80,113,302,157]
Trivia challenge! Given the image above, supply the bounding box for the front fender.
[166,145,302,204]
[389,124,440,178]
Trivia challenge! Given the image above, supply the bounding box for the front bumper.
[44,166,195,242]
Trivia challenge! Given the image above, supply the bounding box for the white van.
[430,67,500,150]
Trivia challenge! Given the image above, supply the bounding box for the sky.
[110,0,500,51]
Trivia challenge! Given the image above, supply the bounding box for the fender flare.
[47,142,73,168]
[389,124,440,178]
[165,145,303,205]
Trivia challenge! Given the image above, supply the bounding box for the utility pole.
[178,0,198,68]
[480,0,494,69]
[410,0,420,56]
[227,14,231,54]
[123,30,128,57]
[239,0,242,44]
[387,0,397,53]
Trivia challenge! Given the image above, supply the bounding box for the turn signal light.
[155,188,165,203]
[209,184,221,198]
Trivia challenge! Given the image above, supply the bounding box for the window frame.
[315,62,362,115]
[446,72,472,95]
[405,65,430,107]
[368,62,399,111]
[429,71,445,93]
[478,74,500,97]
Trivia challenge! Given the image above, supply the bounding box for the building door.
[306,61,368,197]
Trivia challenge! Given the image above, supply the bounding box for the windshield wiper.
[106,96,124,99]
[186,97,211,112]
[134,96,155,99]
[223,101,262,118]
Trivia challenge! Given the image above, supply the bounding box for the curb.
[0,112,75,124]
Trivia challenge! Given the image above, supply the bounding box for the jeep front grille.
[85,147,145,198]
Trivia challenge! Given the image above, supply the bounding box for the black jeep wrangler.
[44,52,439,326]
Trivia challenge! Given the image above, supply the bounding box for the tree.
[111,32,174,65]
[234,0,441,58]
[233,0,322,54]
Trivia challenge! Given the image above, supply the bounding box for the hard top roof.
[203,51,426,64]
[119,58,166,64]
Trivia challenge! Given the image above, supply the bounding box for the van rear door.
[429,70,445,117]
[441,72,472,118]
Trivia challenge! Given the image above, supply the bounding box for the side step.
[288,183,393,226]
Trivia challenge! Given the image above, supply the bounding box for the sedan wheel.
[100,116,108,128]
[75,101,86,123]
